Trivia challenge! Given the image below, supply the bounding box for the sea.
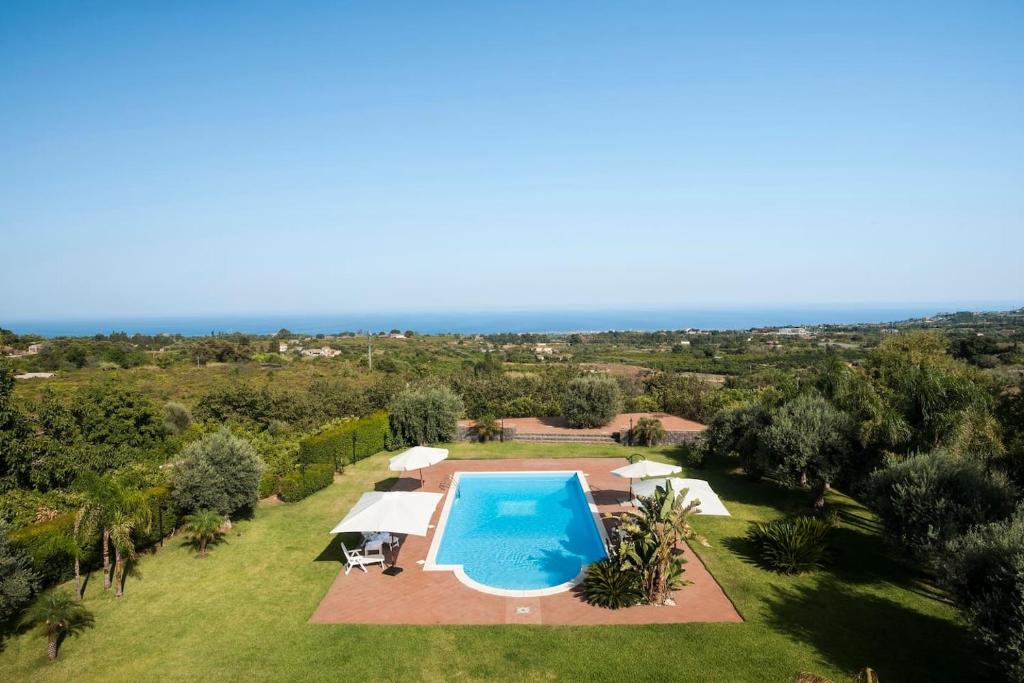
[4,302,1019,337]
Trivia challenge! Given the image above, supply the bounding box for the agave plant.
[24,591,94,661]
[582,538,642,609]
[747,516,833,574]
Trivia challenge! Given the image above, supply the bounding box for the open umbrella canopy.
[631,477,731,516]
[330,491,444,536]
[389,446,449,473]
[610,459,682,480]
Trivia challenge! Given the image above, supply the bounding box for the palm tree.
[620,482,705,604]
[108,489,153,598]
[41,511,93,600]
[73,472,118,591]
[633,417,667,446]
[183,509,225,558]
[24,591,94,662]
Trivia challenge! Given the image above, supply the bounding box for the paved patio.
[309,458,742,625]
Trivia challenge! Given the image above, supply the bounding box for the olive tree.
[388,387,465,446]
[944,508,1024,678]
[866,450,1015,561]
[563,376,621,428]
[761,393,853,507]
[172,429,263,517]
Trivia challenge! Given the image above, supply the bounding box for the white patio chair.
[340,542,386,575]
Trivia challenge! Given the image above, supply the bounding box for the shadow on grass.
[763,577,995,681]
[179,535,229,558]
[374,477,400,492]
[314,533,361,563]
[721,522,948,602]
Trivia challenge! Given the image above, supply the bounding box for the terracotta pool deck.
[309,458,742,625]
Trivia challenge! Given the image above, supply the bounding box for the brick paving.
[457,413,706,436]
[309,458,741,625]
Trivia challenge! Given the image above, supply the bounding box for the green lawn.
[0,444,992,682]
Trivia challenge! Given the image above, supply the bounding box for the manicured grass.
[0,444,992,682]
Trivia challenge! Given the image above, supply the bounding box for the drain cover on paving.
[515,606,531,615]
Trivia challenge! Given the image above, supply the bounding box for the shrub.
[624,394,659,413]
[298,412,389,469]
[633,417,666,446]
[388,387,464,446]
[7,513,79,585]
[162,402,192,435]
[683,441,708,469]
[582,556,642,609]
[258,471,278,499]
[747,516,833,574]
[0,523,40,622]
[172,429,263,517]
[705,402,772,479]
[866,451,1015,561]
[278,464,335,502]
[944,508,1024,678]
[563,376,621,428]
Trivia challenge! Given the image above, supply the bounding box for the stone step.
[514,432,619,444]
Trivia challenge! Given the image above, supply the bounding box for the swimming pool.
[424,472,608,596]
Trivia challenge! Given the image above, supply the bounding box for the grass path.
[0,444,992,681]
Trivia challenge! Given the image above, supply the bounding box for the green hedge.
[278,464,335,502]
[8,485,176,585]
[258,471,279,499]
[298,411,389,470]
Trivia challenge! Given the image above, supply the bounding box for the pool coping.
[422,470,611,598]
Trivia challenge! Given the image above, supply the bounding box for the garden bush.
[298,412,389,469]
[172,429,263,517]
[944,507,1024,679]
[747,516,833,574]
[258,471,278,499]
[278,464,334,502]
[866,450,1015,561]
[0,523,40,621]
[562,376,621,428]
[388,387,464,446]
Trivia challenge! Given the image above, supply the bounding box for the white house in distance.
[278,341,289,353]
[302,346,341,358]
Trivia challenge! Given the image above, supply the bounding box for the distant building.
[389,332,406,339]
[773,327,810,337]
[15,372,55,379]
[27,343,44,354]
[278,342,289,353]
[302,346,340,358]
[534,344,555,355]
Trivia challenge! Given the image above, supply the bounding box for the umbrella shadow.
[315,533,358,563]
[374,476,400,492]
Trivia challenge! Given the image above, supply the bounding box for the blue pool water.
[435,472,607,591]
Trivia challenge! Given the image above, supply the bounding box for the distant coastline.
[4,303,1020,337]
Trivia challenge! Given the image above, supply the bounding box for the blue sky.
[1,1,1021,320]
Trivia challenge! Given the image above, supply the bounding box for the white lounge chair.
[341,542,386,574]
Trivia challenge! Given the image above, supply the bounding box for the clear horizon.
[2,2,1022,319]
[4,301,1020,338]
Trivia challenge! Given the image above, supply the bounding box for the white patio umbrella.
[610,459,682,499]
[330,491,444,536]
[388,446,448,483]
[632,477,730,516]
